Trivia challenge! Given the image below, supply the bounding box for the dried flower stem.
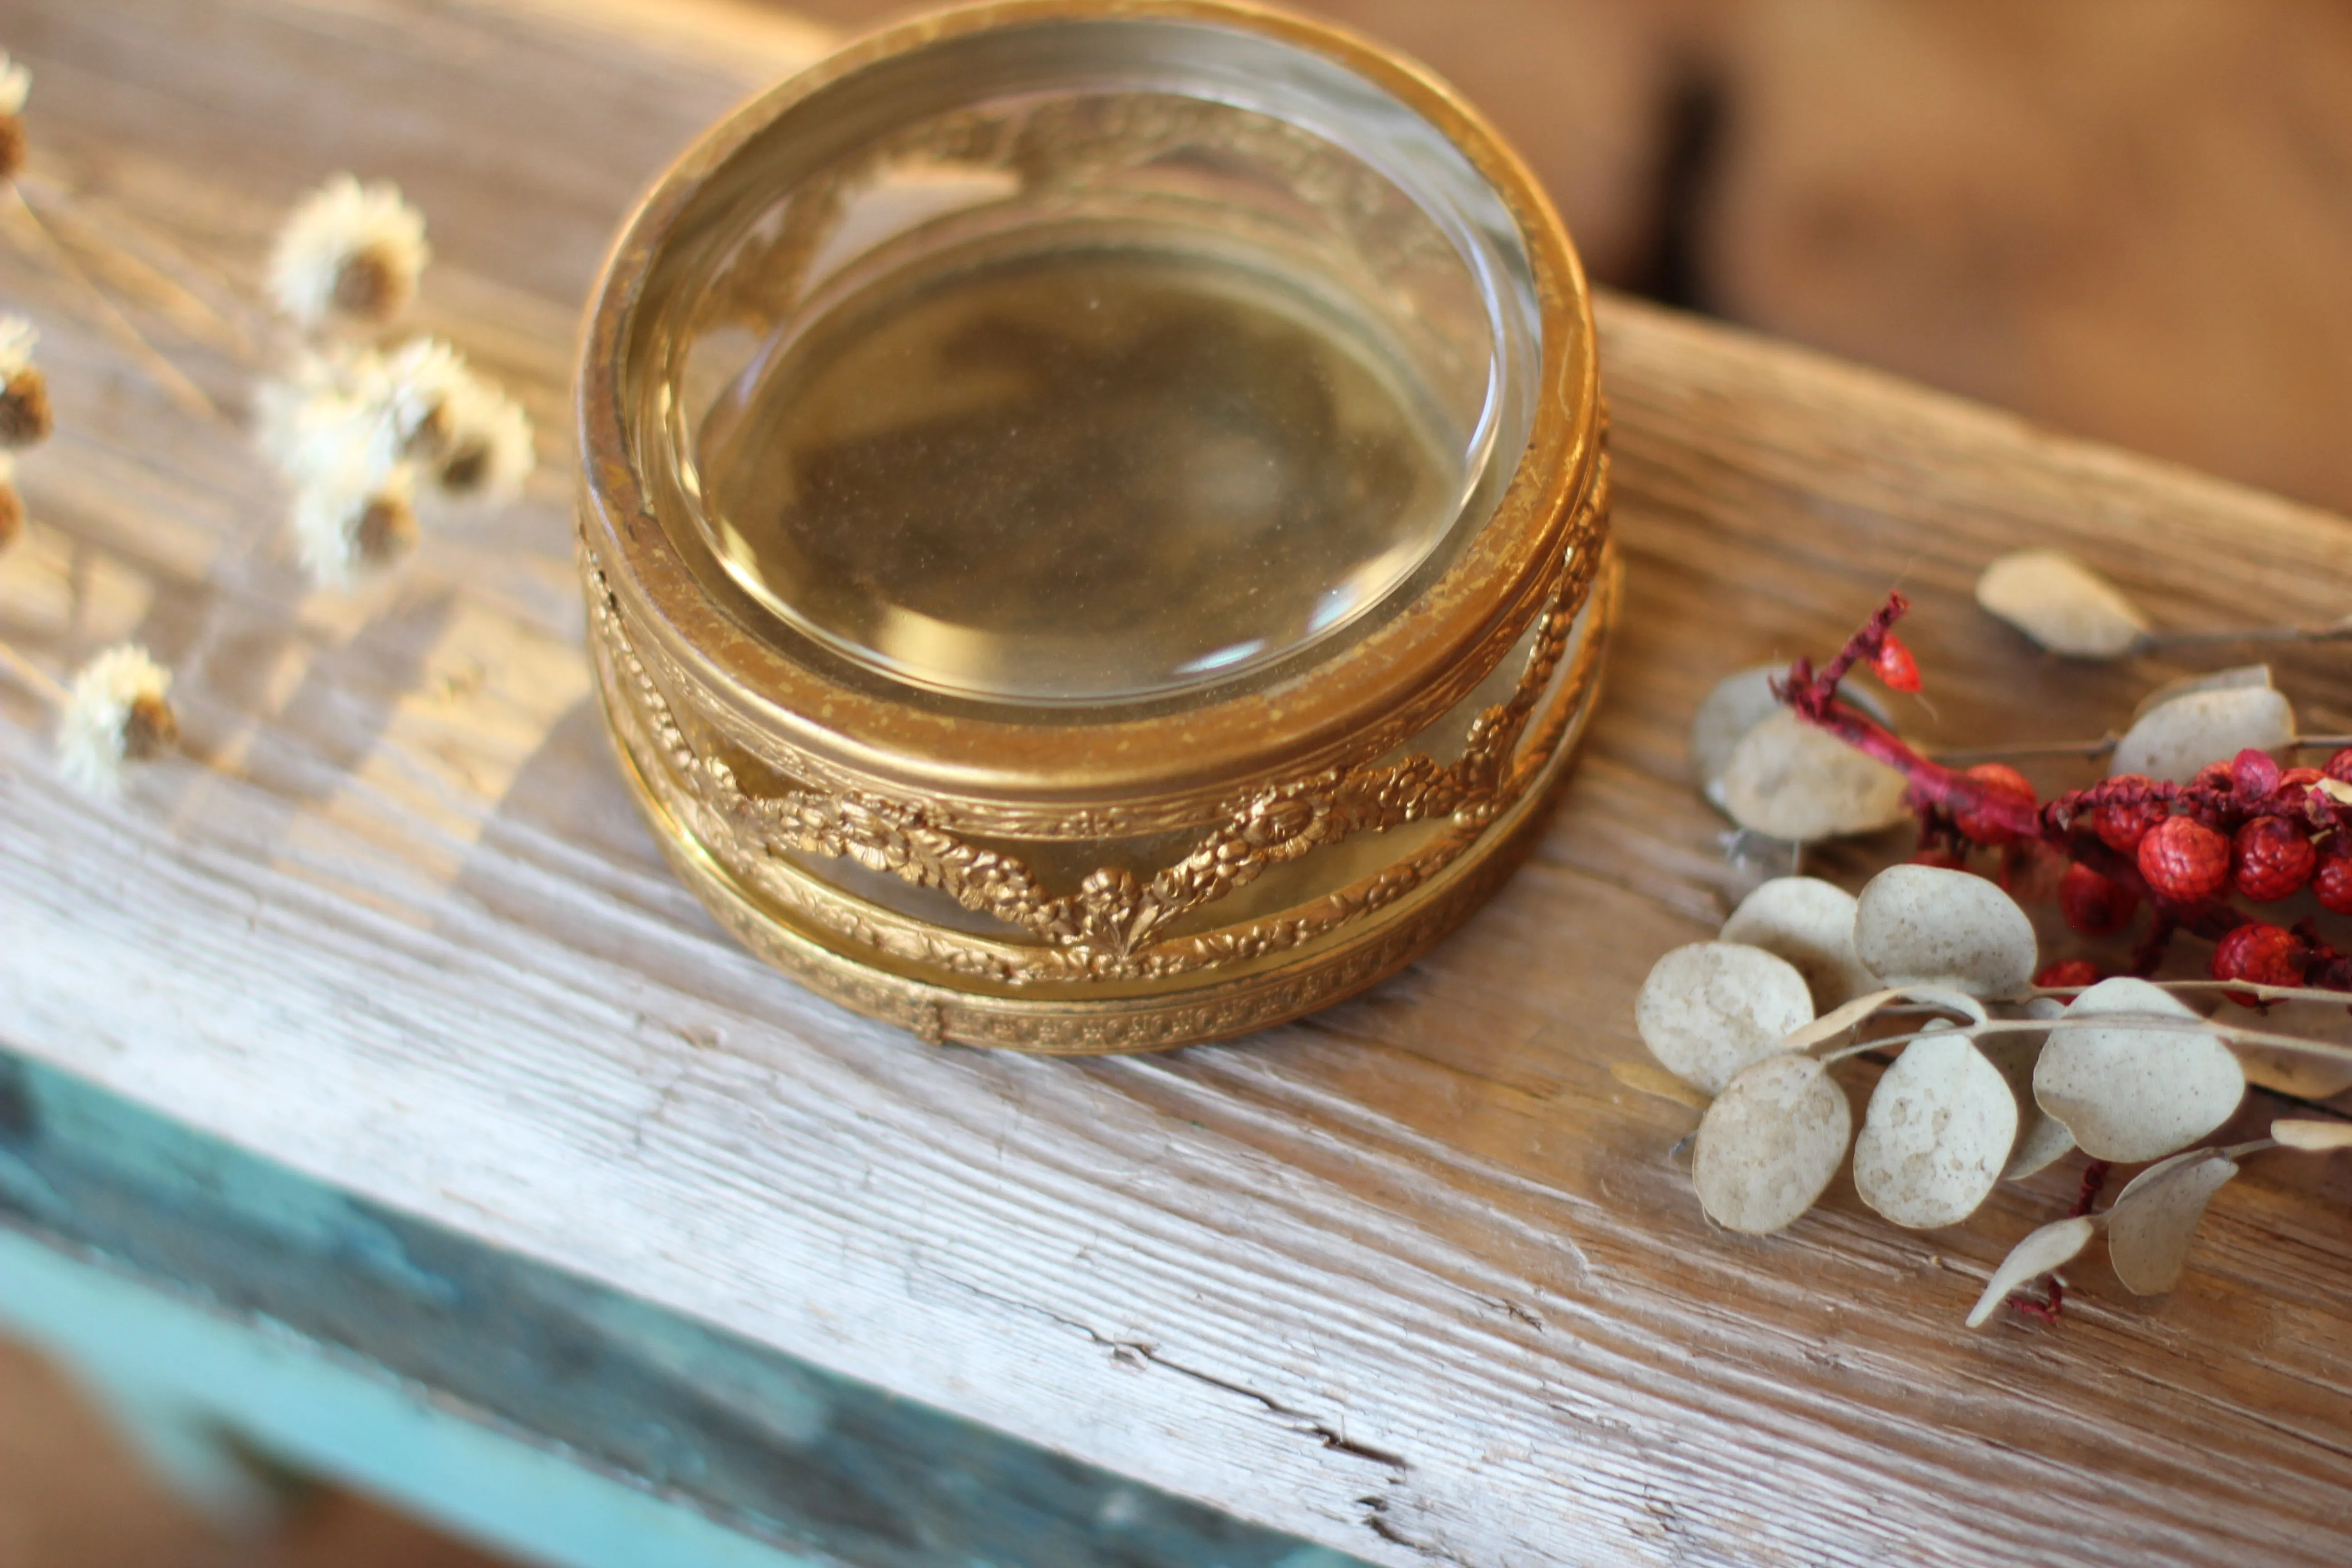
[1823,1012,2352,1066]
[1931,734,2352,767]
[0,185,220,421]
[0,636,66,706]
[12,174,257,358]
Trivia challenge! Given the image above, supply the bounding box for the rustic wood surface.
[5,2,2352,1565]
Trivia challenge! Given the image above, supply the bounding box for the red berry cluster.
[1784,595,2352,1005]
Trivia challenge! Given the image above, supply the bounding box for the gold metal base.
[592,548,1619,1052]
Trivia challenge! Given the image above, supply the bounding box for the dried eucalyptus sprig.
[1649,584,2352,1327]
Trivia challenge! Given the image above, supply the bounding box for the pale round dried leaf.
[1720,877,1877,1011]
[1854,1030,2018,1228]
[2272,1118,2352,1152]
[1691,666,1892,811]
[1719,710,1909,842]
[1691,1054,1852,1235]
[1635,942,1817,1095]
[2107,1149,2239,1295]
[2235,1001,2352,1099]
[2033,977,2246,1162]
[2129,664,2273,724]
[1852,863,2038,999]
[2111,686,2295,785]
[1971,1028,2078,1180]
[1974,549,2151,659]
[1966,1216,2097,1328]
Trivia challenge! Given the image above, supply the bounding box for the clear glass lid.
[647,14,1544,710]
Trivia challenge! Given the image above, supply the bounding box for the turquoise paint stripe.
[0,1226,828,1568]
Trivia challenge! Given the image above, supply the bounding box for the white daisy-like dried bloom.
[267,175,431,329]
[293,461,417,587]
[0,315,35,379]
[0,451,21,553]
[0,314,49,448]
[258,340,460,492]
[0,55,27,182]
[57,644,177,801]
[429,373,534,503]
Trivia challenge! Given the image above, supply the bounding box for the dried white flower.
[259,339,466,492]
[267,175,430,329]
[293,461,417,587]
[0,315,48,448]
[426,371,534,503]
[0,53,28,118]
[57,644,177,800]
[0,315,34,379]
[0,451,20,553]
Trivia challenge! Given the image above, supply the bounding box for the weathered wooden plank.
[0,1053,1364,1568]
[4,3,2352,1566]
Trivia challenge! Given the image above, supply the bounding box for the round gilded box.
[576,0,1617,1051]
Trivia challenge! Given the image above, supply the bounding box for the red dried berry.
[2190,761,2236,797]
[2280,766,2324,791]
[2316,848,2352,916]
[2231,747,2282,799]
[2092,775,2168,853]
[2138,814,2229,902]
[2231,815,2316,902]
[2211,921,2306,1003]
[2328,748,2352,786]
[2059,862,2138,935]
[2033,958,2101,990]
[1871,632,1922,693]
[1955,763,2036,846]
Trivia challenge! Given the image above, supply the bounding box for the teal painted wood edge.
[0,1226,836,1568]
[0,1050,1371,1568]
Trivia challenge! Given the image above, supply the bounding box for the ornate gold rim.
[597,549,1622,1051]
[575,0,1602,826]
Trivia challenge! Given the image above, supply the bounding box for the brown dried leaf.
[1974,549,2151,659]
[1719,710,1909,842]
[1853,1030,2018,1229]
[1635,942,1817,1095]
[1691,1054,1852,1235]
[1780,985,1988,1055]
[1610,1059,1713,1112]
[1720,876,1877,1011]
[2111,686,2295,785]
[2271,1118,2352,1151]
[1966,1216,2097,1328]
[1853,863,2039,999]
[2033,978,2246,1162]
[2107,1148,2239,1295]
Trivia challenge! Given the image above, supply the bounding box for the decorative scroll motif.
[589,459,1609,987]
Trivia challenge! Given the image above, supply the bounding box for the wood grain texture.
[3,3,2352,1565]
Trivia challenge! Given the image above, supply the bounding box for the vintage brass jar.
[577,0,1617,1051]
